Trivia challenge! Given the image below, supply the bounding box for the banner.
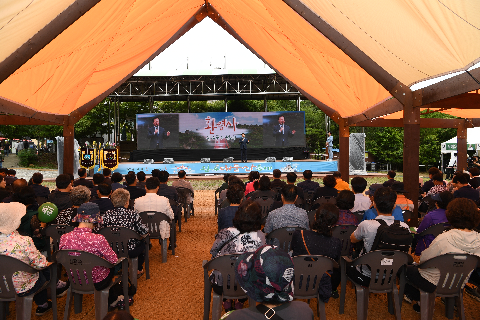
[100,148,119,171]
[79,147,96,170]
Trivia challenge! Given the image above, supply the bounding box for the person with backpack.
[349,187,411,286]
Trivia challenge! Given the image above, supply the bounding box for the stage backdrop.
[136,111,305,150]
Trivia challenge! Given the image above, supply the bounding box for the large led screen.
[136,112,305,150]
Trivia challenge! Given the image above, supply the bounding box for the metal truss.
[109,74,304,102]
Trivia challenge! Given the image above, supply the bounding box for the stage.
[95,159,338,175]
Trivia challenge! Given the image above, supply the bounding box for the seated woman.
[223,245,314,319]
[248,175,277,200]
[336,190,359,226]
[210,199,265,312]
[54,185,91,226]
[291,203,342,299]
[404,198,480,313]
[244,171,260,196]
[59,203,126,308]
[413,191,453,257]
[98,188,149,277]
[217,184,244,232]
[0,202,59,316]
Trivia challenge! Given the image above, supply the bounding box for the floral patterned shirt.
[0,231,48,293]
[59,227,117,283]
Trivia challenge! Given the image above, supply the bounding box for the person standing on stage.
[147,117,170,149]
[326,131,333,160]
[272,115,296,147]
[239,133,249,163]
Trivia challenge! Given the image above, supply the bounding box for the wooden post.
[457,120,467,172]
[403,94,420,226]
[63,120,75,175]
[338,118,349,183]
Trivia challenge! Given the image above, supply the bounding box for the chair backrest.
[352,250,409,292]
[419,254,479,296]
[307,210,316,226]
[0,255,43,300]
[138,211,171,239]
[417,222,449,238]
[54,250,116,294]
[128,199,135,210]
[332,225,357,257]
[273,187,282,201]
[294,196,305,209]
[314,196,336,207]
[44,224,75,253]
[352,211,365,223]
[176,187,193,206]
[203,254,246,299]
[98,227,143,259]
[292,255,339,299]
[304,191,316,211]
[36,196,48,206]
[215,189,220,215]
[266,227,306,252]
[253,197,274,222]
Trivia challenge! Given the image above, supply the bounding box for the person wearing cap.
[222,245,313,319]
[391,182,414,211]
[59,202,122,306]
[362,184,404,221]
[0,202,59,316]
[413,191,453,257]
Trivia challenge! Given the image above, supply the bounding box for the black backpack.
[370,220,412,253]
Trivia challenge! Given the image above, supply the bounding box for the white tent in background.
[441,127,480,154]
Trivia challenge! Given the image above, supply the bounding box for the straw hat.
[0,202,26,234]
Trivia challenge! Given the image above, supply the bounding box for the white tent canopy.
[441,127,480,153]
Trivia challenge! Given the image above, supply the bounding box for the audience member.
[270,169,286,189]
[244,171,260,196]
[425,172,448,196]
[422,167,441,193]
[54,185,91,226]
[73,168,93,188]
[297,170,320,193]
[336,190,358,226]
[291,203,342,300]
[452,173,479,202]
[264,185,309,234]
[2,178,28,203]
[99,189,149,277]
[215,174,230,194]
[362,184,404,221]
[90,173,105,199]
[413,191,453,257]
[314,175,338,200]
[30,172,50,198]
[0,175,10,202]
[249,175,276,200]
[211,199,265,312]
[125,173,146,201]
[286,172,304,200]
[349,187,410,286]
[111,172,126,191]
[333,171,350,191]
[350,177,371,213]
[91,183,114,213]
[225,245,313,319]
[136,171,146,190]
[155,170,179,202]
[404,198,480,313]
[48,174,73,212]
[5,169,17,186]
[391,182,414,211]
[383,170,396,187]
[134,177,174,247]
[219,175,244,205]
[103,168,112,185]
[217,184,244,231]
[172,170,195,214]
[469,167,480,189]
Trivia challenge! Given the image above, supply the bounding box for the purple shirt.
[337,209,359,226]
[414,208,448,256]
[59,227,117,283]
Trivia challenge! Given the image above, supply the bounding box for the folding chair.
[266,226,306,253]
[253,197,274,224]
[176,187,194,222]
[44,224,75,260]
[332,225,357,257]
[139,211,172,265]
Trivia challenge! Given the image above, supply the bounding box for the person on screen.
[326,131,333,160]
[272,115,296,147]
[239,133,249,162]
[147,117,170,149]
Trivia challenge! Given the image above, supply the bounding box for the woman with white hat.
[0,202,55,316]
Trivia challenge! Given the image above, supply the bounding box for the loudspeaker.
[223,157,234,163]
[201,158,211,163]
[282,157,293,162]
[265,157,276,162]
[163,158,174,164]
[143,159,154,164]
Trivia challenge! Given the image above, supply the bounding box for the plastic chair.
[292,255,339,319]
[352,211,365,223]
[304,190,316,211]
[0,255,57,320]
[339,250,410,320]
[253,197,274,224]
[54,250,129,320]
[176,187,194,222]
[410,254,479,320]
[36,197,48,206]
[266,226,306,253]
[203,254,255,320]
[416,222,449,239]
[139,211,172,264]
[295,196,305,209]
[44,224,75,260]
[98,226,150,289]
[307,209,316,226]
[214,189,221,216]
[332,225,357,257]
[313,196,336,209]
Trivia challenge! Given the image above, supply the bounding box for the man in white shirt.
[350,177,371,213]
[135,177,174,242]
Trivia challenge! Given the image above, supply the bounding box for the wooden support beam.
[422,92,480,109]
[0,0,101,84]
[338,118,349,183]
[403,93,420,227]
[347,98,403,125]
[457,121,468,172]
